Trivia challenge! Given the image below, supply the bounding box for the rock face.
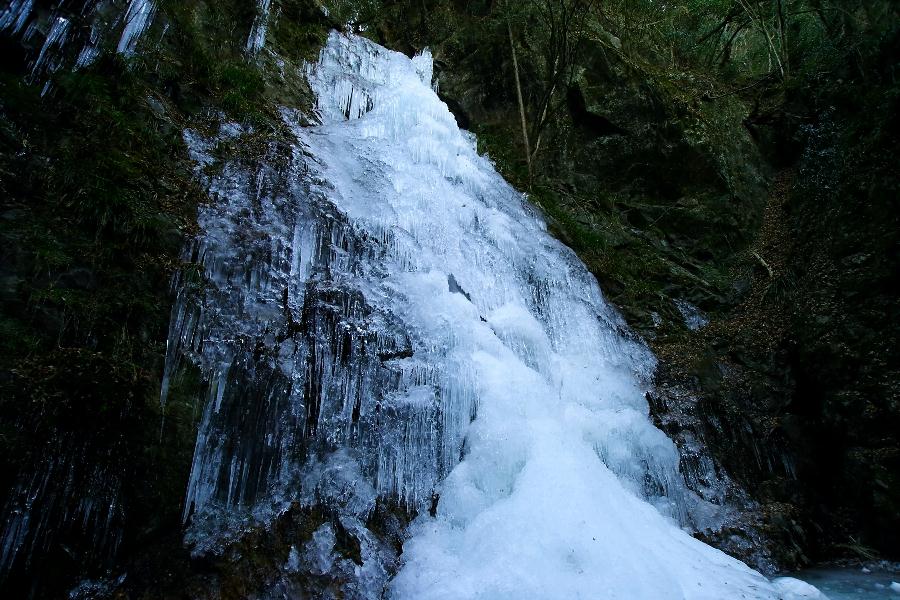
[781,75,900,555]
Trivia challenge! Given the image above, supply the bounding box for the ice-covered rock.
[772,577,829,599]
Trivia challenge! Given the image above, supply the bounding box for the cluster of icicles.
[0,0,272,93]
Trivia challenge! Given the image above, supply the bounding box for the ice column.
[116,0,156,56]
[246,0,273,54]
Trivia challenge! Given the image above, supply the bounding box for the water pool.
[792,566,900,599]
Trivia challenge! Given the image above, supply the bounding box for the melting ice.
[172,31,819,599]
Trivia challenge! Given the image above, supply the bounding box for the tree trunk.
[738,0,785,78]
[776,0,789,75]
[507,18,533,184]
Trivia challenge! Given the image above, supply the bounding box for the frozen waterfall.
[170,31,816,599]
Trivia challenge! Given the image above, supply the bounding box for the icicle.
[116,0,156,56]
[30,16,70,79]
[246,0,272,55]
[0,0,33,35]
[75,24,102,70]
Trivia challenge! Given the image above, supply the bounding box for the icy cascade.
[169,31,816,598]
[304,32,786,600]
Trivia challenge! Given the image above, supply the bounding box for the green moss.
[272,0,332,61]
[470,123,531,187]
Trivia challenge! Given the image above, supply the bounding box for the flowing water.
[788,567,900,600]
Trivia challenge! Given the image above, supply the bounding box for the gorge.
[0,1,897,598]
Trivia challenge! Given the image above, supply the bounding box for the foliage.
[597,0,899,84]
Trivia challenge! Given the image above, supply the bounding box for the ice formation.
[246,0,273,54]
[675,299,710,331]
[771,577,828,599]
[30,15,70,79]
[116,0,155,56]
[168,31,821,599]
[75,24,103,70]
[0,0,33,34]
